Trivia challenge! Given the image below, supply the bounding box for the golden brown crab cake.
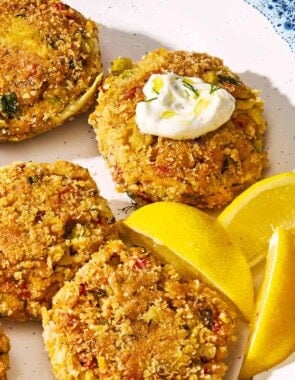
[0,161,117,321]
[42,240,236,380]
[89,49,267,209]
[0,0,102,142]
[0,327,9,380]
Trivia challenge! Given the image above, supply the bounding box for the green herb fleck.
[254,139,263,153]
[68,59,75,70]
[209,84,220,94]
[221,157,230,173]
[0,93,19,118]
[90,288,107,298]
[217,75,239,86]
[184,89,190,98]
[199,308,213,330]
[110,57,133,75]
[152,88,160,95]
[27,176,38,185]
[144,97,158,102]
[47,96,61,105]
[182,80,199,97]
[119,194,137,214]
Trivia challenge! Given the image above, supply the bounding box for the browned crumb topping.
[0,161,117,321]
[0,0,101,141]
[0,327,9,379]
[43,240,236,380]
[89,48,267,209]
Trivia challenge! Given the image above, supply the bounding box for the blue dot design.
[243,0,295,52]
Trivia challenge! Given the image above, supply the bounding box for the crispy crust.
[43,240,236,380]
[0,327,9,380]
[89,49,267,209]
[0,0,101,141]
[0,161,117,321]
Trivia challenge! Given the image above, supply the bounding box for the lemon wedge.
[240,228,295,378]
[119,201,254,321]
[218,172,295,267]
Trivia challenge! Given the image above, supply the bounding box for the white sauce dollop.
[135,72,236,140]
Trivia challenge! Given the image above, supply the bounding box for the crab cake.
[89,49,267,209]
[0,0,102,142]
[0,327,9,379]
[42,239,236,380]
[0,161,116,321]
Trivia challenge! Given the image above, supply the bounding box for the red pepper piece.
[52,2,68,11]
[132,257,148,271]
[19,282,31,300]
[79,283,87,296]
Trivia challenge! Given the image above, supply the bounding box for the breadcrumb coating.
[0,327,9,380]
[0,0,101,141]
[43,240,236,380]
[0,161,117,321]
[89,49,267,209]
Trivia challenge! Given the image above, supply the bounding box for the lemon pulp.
[240,228,295,378]
[218,172,295,266]
[120,201,254,321]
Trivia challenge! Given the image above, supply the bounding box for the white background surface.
[0,0,294,379]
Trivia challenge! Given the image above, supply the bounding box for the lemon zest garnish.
[194,98,211,116]
[152,77,164,94]
[161,110,176,119]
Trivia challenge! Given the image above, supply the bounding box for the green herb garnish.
[0,93,19,118]
[182,80,199,97]
[152,88,160,95]
[144,97,158,102]
[217,75,239,86]
[209,84,220,94]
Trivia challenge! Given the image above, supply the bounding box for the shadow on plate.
[239,71,295,175]
[0,113,99,166]
[99,25,171,71]
[1,319,54,380]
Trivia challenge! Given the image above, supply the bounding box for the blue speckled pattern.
[244,0,295,52]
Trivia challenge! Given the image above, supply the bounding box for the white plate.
[1,1,294,379]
